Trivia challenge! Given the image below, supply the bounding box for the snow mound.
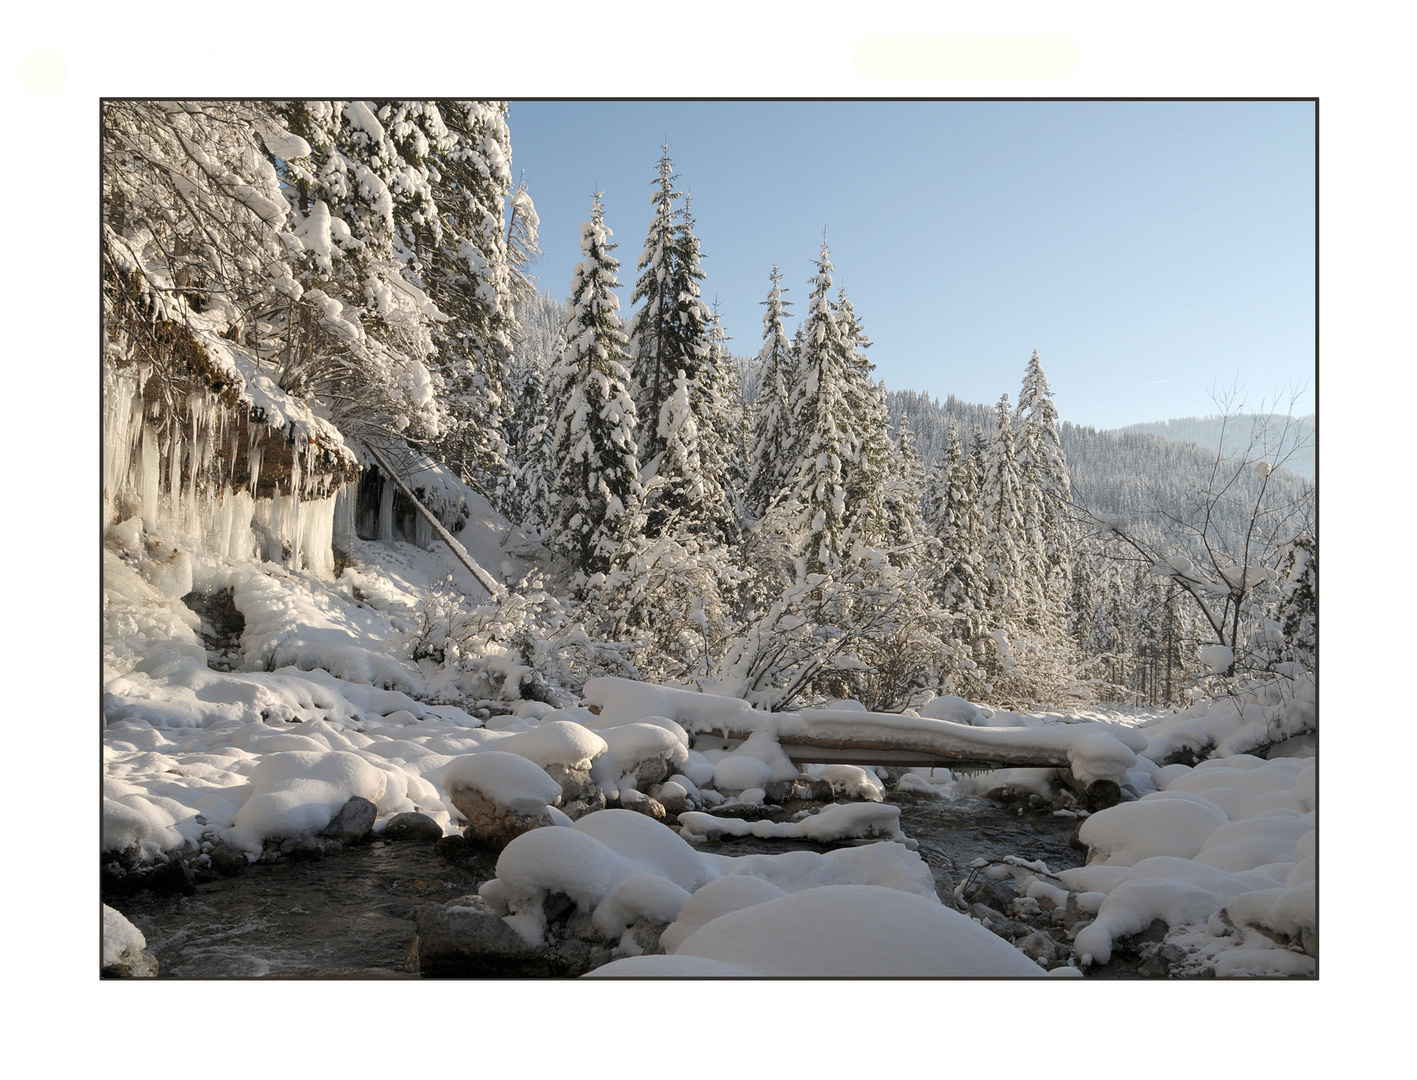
[591,875,693,943]
[714,839,938,899]
[920,695,986,724]
[1071,856,1273,966]
[679,803,909,845]
[571,809,715,894]
[228,750,388,852]
[595,884,1046,977]
[102,905,148,967]
[442,751,563,812]
[1077,792,1230,866]
[594,723,689,775]
[712,754,774,792]
[658,875,790,954]
[491,721,608,771]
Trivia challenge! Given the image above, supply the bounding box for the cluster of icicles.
[103,364,346,576]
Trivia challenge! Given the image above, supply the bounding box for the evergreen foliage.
[103,103,1314,716]
[745,265,796,518]
[547,196,642,580]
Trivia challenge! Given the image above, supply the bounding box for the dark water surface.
[109,796,1084,978]
[112,841,495,978]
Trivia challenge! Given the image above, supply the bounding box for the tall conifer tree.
[548,196,641,579]
[746,265,795,517]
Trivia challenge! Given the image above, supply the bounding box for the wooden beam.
[362,441,503,599]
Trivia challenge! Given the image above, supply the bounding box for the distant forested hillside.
[1110,414,1314,482]
[885,390,1314,559]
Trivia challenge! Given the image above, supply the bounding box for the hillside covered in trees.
[1111,414,1315,482]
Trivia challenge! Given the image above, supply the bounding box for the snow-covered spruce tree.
[1015,351,1074,616]
[633,194,731,543]
[418,100,530,497]
[627,174,726,540]
[500,291,567,533]
[629,148,703,464]
[925,422,989,697]
[699,299,748,541]
[271,100,444,443]
[1012,351,1077,686]
[594,301,746,678]
[830,287,901,558]
[745,264,796,518]
[978,388,1078,707]
[979,394,1027,621]
[501,355,558,539]
[505,171,542,308]
[547,196,642,582]
[719,244,945,710]
[977,392,1050,704]
[593,369,739,681]
[880,412,931,567]
[783,243,858,576]
[642,370,710,538]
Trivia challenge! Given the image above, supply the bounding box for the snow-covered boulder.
[678,802,910,845]
[1071,856,1275,966]
[494,720,607,771]
[491,721,609,817]
[102,905,158,978]
[228,750,389,853]
[1077,791,1230,866]
[807,763,885,801]
[411,894,610,978]
[442,751,564,850]
[589,884,1046,977]
[590,722,690,795]
[920,695,987,725]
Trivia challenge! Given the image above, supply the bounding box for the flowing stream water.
[108,795,1085,978]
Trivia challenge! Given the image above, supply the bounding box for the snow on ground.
[101,510,1317,978]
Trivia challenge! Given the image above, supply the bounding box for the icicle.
[168,429,184,531]
[300,492,338,577]
[247,426,264,500]
[378,467,395,542]
[332,482,357,550]
[289,448,302,572]
[102,368,143,523]
[224,487,256,561]
[139,422,161,530]
[186,393,202,523]
[228,425,240,491]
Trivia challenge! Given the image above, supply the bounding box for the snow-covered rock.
[590,885,1046,977]
[102,905,158,977]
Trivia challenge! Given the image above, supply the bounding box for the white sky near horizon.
[508,99,1314,431]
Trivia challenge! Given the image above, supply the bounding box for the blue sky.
[505,100,1314,431]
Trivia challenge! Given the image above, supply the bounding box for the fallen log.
[362,441,503,599]
[690,730,1122,808]
[580,678,1139,811]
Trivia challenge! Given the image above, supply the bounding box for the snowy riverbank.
[100,515,1316,979]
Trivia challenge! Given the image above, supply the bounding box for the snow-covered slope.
[102,492,1316,978]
